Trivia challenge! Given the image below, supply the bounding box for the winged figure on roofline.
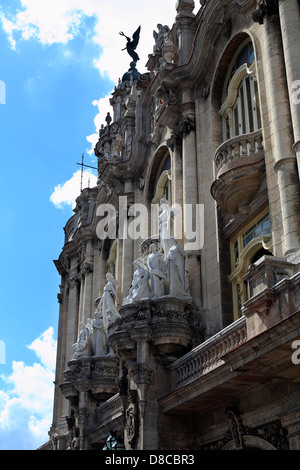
[120,26,141,64]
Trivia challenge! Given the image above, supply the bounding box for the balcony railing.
[214,129,264,176]
[96,394,124,428]
[170,316,247,390]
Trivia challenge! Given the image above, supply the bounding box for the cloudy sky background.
[0,0,179,450]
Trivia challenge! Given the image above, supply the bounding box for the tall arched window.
[152,152,172,205]
[220,39,261,141]
[229,207,273,318]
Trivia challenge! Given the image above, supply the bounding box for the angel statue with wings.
[120,26,141,64]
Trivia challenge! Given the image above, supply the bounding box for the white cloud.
[28,327,57,372]
[0,328,57,449]
[0,0,91,48]
[1,0,177,81]
[1,0,178,200]
[86,96,113,155]
[50,169,98,209]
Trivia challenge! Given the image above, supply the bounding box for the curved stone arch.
[222,435,277,451]
[145,145,172,205]
[152,169,172,204]
[229,233,273,282]
[211,32,253,112]
[106,239,118,276]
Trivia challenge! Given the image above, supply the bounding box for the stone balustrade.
[214,129,264,176]
[96,394,125,428]
[170,316,247,389]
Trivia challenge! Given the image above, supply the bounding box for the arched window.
[229,208,273,318]
[152,152,172,204]
[107,240,118,278]
[220,39,261,140]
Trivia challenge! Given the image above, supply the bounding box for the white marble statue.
[124,259,151,304]
[92,310,109,357]
[159,198,175,260]
[72,320,93,360]
[147,244,166,298]
[166,237,191,299]
[100,273,121,333]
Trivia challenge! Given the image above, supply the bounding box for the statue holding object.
[120,26,141,65]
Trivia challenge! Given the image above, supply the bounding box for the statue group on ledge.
[124,198,191,304]
[72,199,191,361]
[72,273,121,360]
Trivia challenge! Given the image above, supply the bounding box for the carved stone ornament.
[135,364,154,385]
[201,408,289,450]
[126,391,139,449]
[252,0,278,24]
[167,114,196,150]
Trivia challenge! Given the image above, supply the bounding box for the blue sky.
[0,0,176,451]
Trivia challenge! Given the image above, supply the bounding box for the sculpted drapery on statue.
[147,244,166,299]
[72,320,93,360]
[123,259,151,304]
[159,198,177,261]
[124,200,191,303]
[100,273,121,332]
[167,237,190,298]
[72,274,121,360]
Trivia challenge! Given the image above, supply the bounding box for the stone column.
[66,259,80,363]
[77,390,89,451]
[61,259,80,419]
[181,83,202,307]
[175,0,196,66]
[130,327,156,451]
[262,15,300,258]
[51,279,67,435]
[82,240,94,323]
[121,180,134,300]
[278,0,300,178]
[172,142,184,244]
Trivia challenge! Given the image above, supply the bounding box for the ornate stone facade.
[42,0,300,451]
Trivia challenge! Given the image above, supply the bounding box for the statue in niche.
[123,259,151,304]
[147,244,166,299]
[159,198,177,260]
[166,237,191,299]
[72,320,93,360]
[100,273,121,333]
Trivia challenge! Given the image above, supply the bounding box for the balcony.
[170,316,247,390]
[60,356,120,404]
[211,129,265,215]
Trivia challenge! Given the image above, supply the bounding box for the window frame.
[228,207,273,319]
[220,39,261,141]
